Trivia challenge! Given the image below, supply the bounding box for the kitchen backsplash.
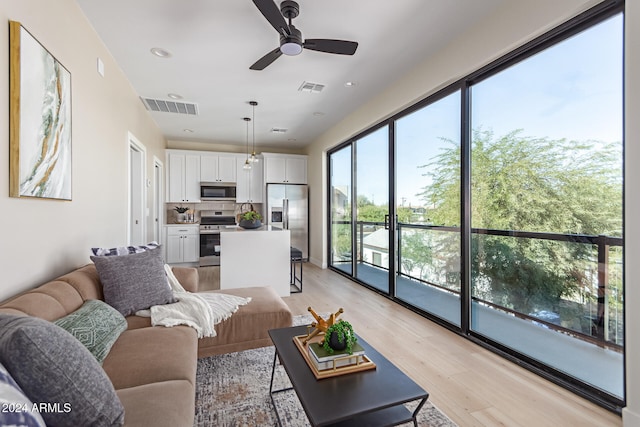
[166,202,263,224]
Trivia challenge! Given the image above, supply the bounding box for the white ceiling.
[76,0,505,149]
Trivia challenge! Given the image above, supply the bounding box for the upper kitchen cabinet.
[201,154,237,183]
[167,151,201,203]
[262,153,307,184]
[236,156,263,203]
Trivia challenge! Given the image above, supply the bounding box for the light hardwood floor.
[199,263,621,427]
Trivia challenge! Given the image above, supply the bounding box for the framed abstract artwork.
[9,21,72,200]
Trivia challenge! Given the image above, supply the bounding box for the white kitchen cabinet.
[263,153,307,184]
[166,225,199,264]
[236,155,264,203]
[167,152,201,202]
[201,154,237,183]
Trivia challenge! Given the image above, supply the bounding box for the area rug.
[194,315,458,426]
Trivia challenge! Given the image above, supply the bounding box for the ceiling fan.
[250,0,359,70]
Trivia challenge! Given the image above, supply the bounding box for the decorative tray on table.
[293,333,376,380]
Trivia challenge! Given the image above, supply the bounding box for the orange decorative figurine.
[303,306,344,345]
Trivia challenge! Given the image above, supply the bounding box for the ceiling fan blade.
[303,39,358,55]
[250,47,283,70]
[252,0,290,36]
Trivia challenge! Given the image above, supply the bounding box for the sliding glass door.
[395,92,461,326]
[329,145,353,274]
[354,126,390,293]
[469,13,624,398]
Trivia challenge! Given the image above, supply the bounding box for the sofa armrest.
[172,267,199,293]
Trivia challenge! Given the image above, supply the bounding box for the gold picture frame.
[9,21,72,200]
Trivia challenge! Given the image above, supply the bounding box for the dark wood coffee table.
[268,325,429,426]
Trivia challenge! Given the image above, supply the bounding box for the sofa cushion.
[102,325,197,390]
[0,314,125,427]
[0,361,46,427]
[116,380,194,427]
[54,300,127,364]
[91,248,175,316]
[197,287,293,358]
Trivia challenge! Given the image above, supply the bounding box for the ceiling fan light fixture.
[280,41,303,56]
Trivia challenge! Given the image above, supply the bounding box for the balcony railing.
[331,219,623,351]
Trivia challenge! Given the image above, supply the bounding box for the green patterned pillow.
[55,300,127,364]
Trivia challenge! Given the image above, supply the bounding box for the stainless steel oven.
[199,214,236,267]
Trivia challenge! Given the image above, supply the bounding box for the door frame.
[128,132,147,245]
[153,156,164,244]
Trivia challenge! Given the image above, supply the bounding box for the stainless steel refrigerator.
[266,184,309,260]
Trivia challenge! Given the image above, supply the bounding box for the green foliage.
[322,320,357,355]
[241,211,262,222]
[174,206,189,213]
[420,129,623,314]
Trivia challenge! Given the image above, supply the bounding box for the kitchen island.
[219,226,291,297]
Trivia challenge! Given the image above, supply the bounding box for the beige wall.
[0,0,166,301]
[306,0,639,421]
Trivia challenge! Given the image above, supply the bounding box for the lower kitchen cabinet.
[166,225,199,264]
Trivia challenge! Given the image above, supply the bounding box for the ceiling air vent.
[298,81,325,93]
[140,97,198,115]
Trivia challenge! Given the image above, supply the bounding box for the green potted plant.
[238,210,263,229]
[323,319,357,355]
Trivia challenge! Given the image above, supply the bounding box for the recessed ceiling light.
[344,81,356,87]
[288,138,297,142]
[313,111,325,117]
[150,47,172,58]
[183,129,194,133]
[167,93,183,100]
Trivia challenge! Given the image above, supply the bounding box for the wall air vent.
[140,97,198,115]
[298,81,325,93]
[271,128,288,134]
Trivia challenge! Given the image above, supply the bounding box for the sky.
[331,13,623,209]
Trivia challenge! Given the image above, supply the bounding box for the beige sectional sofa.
[0,264,292,426]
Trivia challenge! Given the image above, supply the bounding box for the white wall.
[623,1,640,425]
[306,0,640,419]
[0,0,166,301]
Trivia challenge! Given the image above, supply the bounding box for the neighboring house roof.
[363,229,389,252]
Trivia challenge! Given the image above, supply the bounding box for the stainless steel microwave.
[200,182,236,201]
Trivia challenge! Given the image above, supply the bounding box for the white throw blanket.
[135,264,251,338]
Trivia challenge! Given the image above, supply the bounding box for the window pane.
[395,91,461,326]
[470,14,623,398]
[355,126,389,293]
[329,145,352,274]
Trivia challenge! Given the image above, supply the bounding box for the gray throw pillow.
[0,361,46,427]
[0,314,125,427]
[55,300,127,364]
[91,247,176,316]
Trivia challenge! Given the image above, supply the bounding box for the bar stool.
[290,247,303,293]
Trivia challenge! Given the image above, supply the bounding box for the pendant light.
[249,101,259,163]
[243,117,252,171]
